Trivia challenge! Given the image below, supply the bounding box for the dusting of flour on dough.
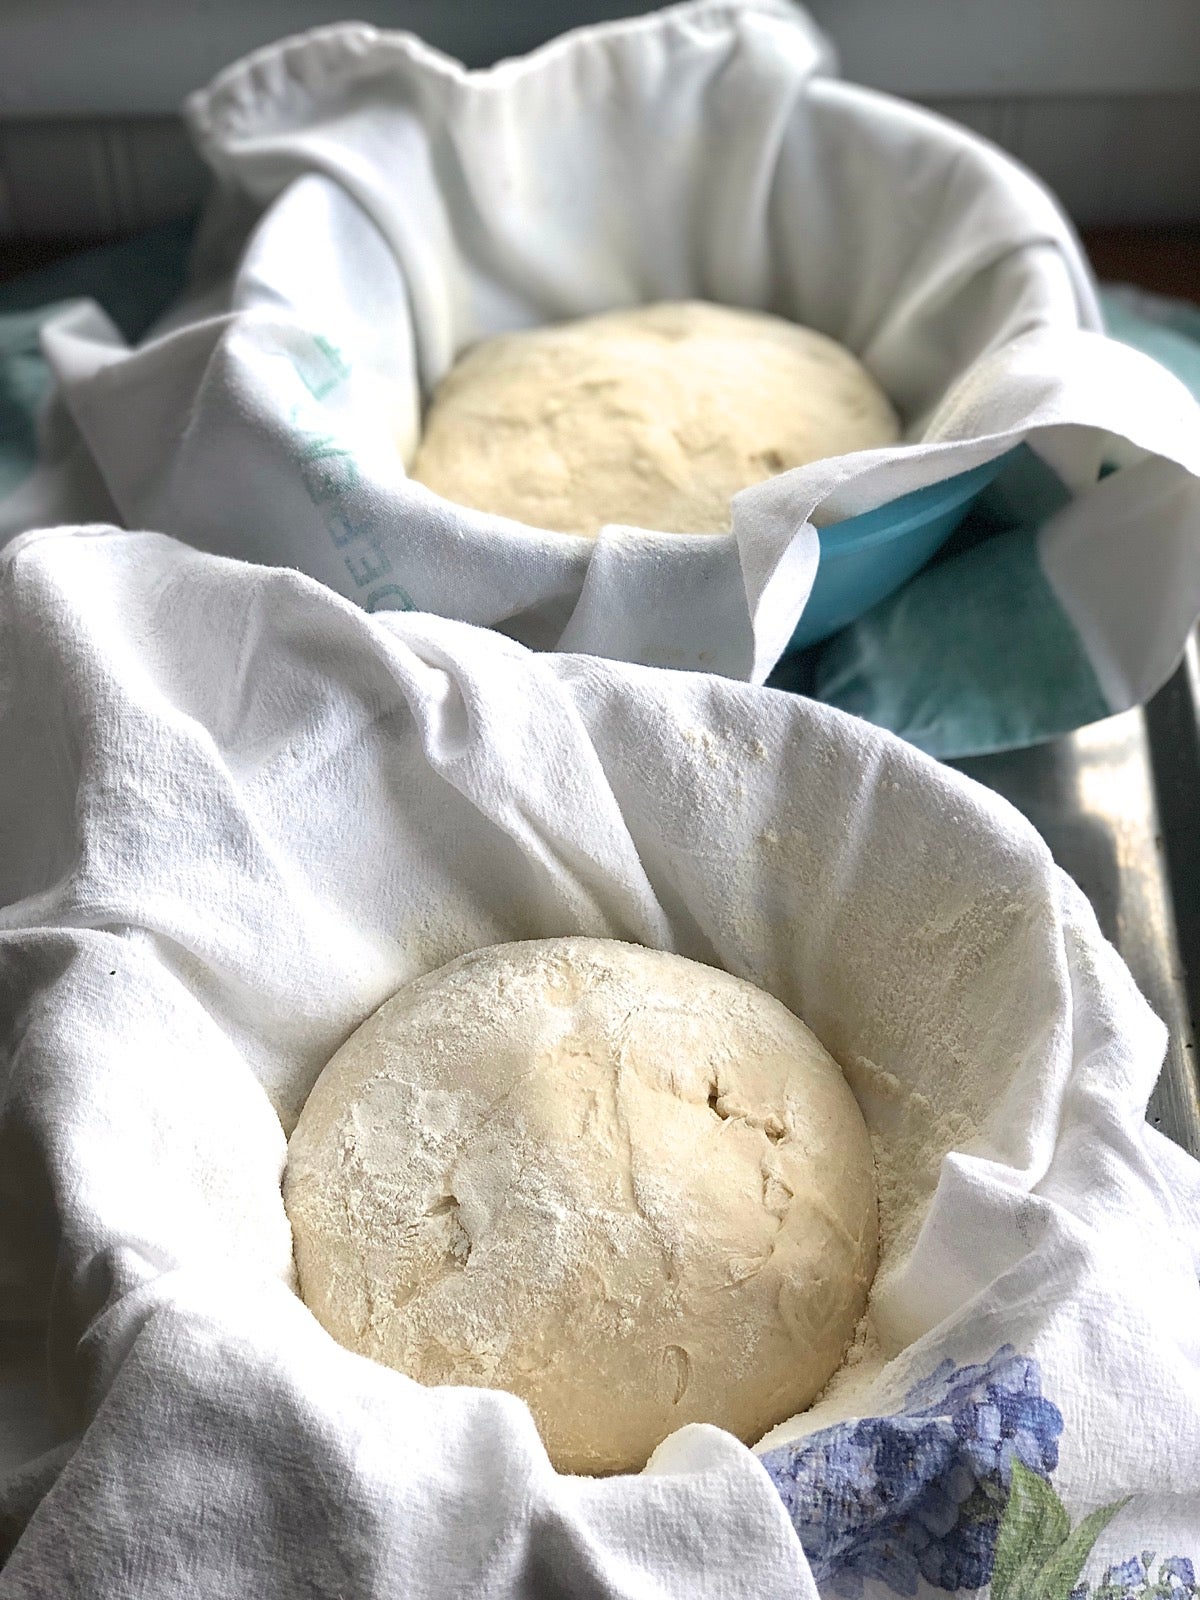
[284,938,878,1475]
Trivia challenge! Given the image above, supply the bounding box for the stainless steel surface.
[955,645,1200,1159]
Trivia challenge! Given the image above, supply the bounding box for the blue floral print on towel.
[760,1345,1064,1595]
[1073,1554,1199,1598]
[760,1346,1191,1598]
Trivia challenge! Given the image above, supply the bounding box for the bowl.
[785,450,1016,652]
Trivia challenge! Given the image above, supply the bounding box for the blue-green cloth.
[797,525,1112,756]
[771,287,1200,756]
[0,232,1196,759]
[0,307,61,497]
[1101,287,1200,404]
[0,217,196,339]
[0,218,196,496]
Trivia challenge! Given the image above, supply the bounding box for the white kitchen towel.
[17,0,1199,699]
[1,526,1198,1598]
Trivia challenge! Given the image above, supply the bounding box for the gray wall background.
[1,0,1197,238]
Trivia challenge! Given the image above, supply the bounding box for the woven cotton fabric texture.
[1,526,1198,1595]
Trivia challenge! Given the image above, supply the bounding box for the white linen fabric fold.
[23,0,1199,698]
[1,527,1198,1596]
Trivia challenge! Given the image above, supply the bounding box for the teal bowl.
[785,450,1015,652]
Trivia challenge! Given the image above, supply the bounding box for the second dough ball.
[284,938,878,1475]
[409,301,899,536]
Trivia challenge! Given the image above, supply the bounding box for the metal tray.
[954,633,1200,1159]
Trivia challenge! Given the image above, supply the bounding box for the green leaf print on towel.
[991,1462,1125,1600]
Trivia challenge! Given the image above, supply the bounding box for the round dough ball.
[409,300,900,536]
[284,937,878,1475]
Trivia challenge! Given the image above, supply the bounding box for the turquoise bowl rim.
[818,450,1013,553]
[782,448,1018,654]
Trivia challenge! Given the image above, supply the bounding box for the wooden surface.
[1082,225,1200,301]
[0,234,92,283]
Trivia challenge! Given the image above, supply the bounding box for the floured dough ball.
[409,301,900,536]
[284,937,878,1475]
